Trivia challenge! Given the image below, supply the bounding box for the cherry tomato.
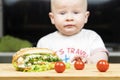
[74,60,85,70]
[54,62,66,73]
[97,60,109,72]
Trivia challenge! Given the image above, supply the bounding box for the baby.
[37,0,108,64]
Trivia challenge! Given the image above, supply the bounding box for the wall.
[0,0,3,37]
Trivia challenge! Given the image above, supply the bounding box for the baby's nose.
[66,14,74,21]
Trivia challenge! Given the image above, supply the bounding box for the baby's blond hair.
[50,0,88,12]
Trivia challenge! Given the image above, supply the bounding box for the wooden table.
[0,63,120,80]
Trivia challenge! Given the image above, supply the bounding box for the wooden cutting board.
[0,63,120,80]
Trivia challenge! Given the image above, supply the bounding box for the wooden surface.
[0,63,120,80]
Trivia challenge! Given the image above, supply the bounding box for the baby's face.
[49,0,89,36]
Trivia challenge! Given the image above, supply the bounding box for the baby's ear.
[84,11,90,23]
[49,12,55,24]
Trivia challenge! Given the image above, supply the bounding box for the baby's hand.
[71,55,87,63]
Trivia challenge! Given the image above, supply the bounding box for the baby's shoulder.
[81,29,99,36]
[40,31,58,40]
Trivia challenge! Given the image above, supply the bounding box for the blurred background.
[0,0,120,63]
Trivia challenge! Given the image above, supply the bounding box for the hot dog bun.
[12,47,61,72]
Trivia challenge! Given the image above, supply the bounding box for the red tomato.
[74,60,85,70]
[97,60,109,72]
[54,62,66,73]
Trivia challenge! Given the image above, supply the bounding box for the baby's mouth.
[64,24,75,28]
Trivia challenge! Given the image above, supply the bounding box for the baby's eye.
[73,12,79,14]
[59,12,66,15]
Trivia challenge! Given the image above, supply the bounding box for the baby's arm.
[71,52,108,64]
[71,55,87,63]
[86,52,108,64]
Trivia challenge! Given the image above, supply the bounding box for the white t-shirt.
[37,29,107,63]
